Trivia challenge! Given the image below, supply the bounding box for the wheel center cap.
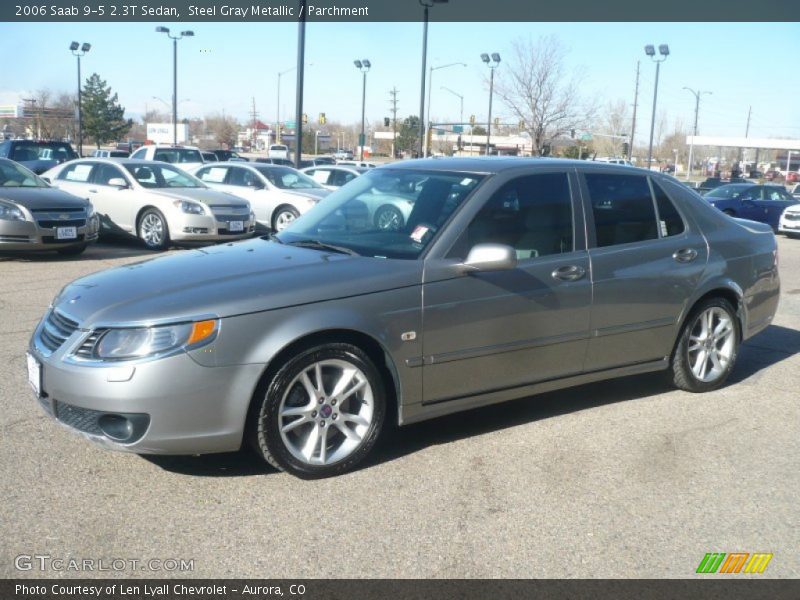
[320,405,333,418]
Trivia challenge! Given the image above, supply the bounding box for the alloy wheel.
[140,213,164,247]
[687,306,736,383]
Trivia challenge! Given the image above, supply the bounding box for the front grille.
[36,218,86,229]
[0,235,32,243]
[29,207,85,214]
[39,309,80,353]
[784,212,800,221]
[53,400,103,436]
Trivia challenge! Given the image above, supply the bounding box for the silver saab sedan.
[26,158,780,478]
[42,158,256,250]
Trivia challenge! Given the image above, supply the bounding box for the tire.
[374,205,405,231]
[56,243,88,256]
[670,297,740,393]
[137,208,170,251]
[272,206,300,232]
[251,343,386,478]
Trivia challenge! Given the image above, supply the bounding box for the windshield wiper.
[265,232,284,244]
[285,239,360,256]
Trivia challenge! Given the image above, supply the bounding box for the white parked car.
[42,159,255,250]
[89,149,130,158]
[301,165,367,190]
[129,144,205,172]
[191,162,329,231]
[268,144,290,160]
[337,160,377,169]
[778,202,800,238]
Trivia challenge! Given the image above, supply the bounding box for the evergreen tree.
[81,73,132,147]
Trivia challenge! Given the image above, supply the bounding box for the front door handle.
[552,265,586,281]
[88,189,98,193]
[673,248,698,263]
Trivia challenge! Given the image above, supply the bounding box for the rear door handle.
[673,248,698,263]
[552,265,586,282]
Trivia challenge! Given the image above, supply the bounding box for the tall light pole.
[354,59,371,161]
[440,86,464,127]
[481,52,501,156]
[644,43,669,170]
[683,86,711,180]
[69,41,90,156]
[276,67,296,145]
[423,62,465,157]
[155,26,194,145]
[418,0,449,158]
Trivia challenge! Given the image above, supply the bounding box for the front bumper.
[0,215,100,251]
[28,318,264,454]
[778,213,800,234]
[169,213,256,243]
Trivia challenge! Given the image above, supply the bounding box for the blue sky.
[1,21,799,142]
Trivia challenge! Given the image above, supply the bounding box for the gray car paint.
[28,158,780,455]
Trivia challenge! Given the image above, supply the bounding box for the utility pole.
[629,61,639,162]
[741,105,751,164]
[389,87,399,159]
[250,97,259,150]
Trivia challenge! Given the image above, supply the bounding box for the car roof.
[379,156,663,176]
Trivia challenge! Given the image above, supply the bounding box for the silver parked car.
[42,158,255,250]
[0,158,99,255]
[27,159,780,478]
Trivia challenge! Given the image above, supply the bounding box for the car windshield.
[124,163,205,189]
[0,160,47,187]
[9,142,77,162]
[706,185,751,199]
[256,166,323,190]
[276,168,485,259]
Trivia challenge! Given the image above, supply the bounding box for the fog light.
[98,414,133,441]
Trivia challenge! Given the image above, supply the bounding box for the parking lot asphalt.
[1,237,798,579]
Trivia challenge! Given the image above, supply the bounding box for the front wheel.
[272,206,300,232]
[252,343,386,478]
[374,205,405,231]
[138,208,170,251]
[670,298,740,392]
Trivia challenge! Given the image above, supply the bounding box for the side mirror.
[248,180,265,190]
[40,176,51,184]
[107,177,129,189]
[459,243,518,273]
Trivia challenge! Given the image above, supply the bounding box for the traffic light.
[384,117,390,127]
[318,112,326,124]
[519,120,525,130]
[302,113,308,124]
[621,142,629,156]
[494,117,500,128]
[469,114,476,126]
[542,144,551,157]
[570,129,576,139]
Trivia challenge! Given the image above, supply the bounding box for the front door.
[421,171,592,404]
[87,162,136,232]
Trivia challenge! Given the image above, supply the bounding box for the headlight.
[0,200,26,221]
[173,200,206,215]
[85,203,95,218]
[92,319,218,360]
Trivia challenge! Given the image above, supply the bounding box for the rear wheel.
[251,343,386,478]
[670,298,740,392]
[374,205,404,231]
[138,208,170,251]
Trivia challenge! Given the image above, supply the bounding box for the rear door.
[581,171,709,371]
[759,186,799,228]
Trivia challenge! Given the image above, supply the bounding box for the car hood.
[53,238,422,326]
[0,186,89,210]
[148,188,246,206]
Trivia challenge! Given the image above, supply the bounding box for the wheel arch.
[245,327,402,436]
[674,282,746,356]
[271,203,300,229]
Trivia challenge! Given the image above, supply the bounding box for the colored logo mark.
[696,552,773,574]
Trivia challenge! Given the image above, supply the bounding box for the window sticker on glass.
[66,164,93,182]
[660,220,668,237]
[410,225,430,244]
[203,167,228,183]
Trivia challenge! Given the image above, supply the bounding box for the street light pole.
[294,3,306,169]
[69,42,91,156]
[481,53,501,156]
[683,87,711,180]
[276,68,294,145]
[156,27,194,145]
[424,62,466,157]
[644,43,669,170]
[354,60,371,162]
[417,0,449,158]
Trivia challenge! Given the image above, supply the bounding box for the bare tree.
[204,113,240,148]
[494,35,595,155]
[593,99,629,157]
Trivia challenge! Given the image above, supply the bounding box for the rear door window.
[585,173,658,247]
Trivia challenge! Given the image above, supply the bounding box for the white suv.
[130,144,205,172]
